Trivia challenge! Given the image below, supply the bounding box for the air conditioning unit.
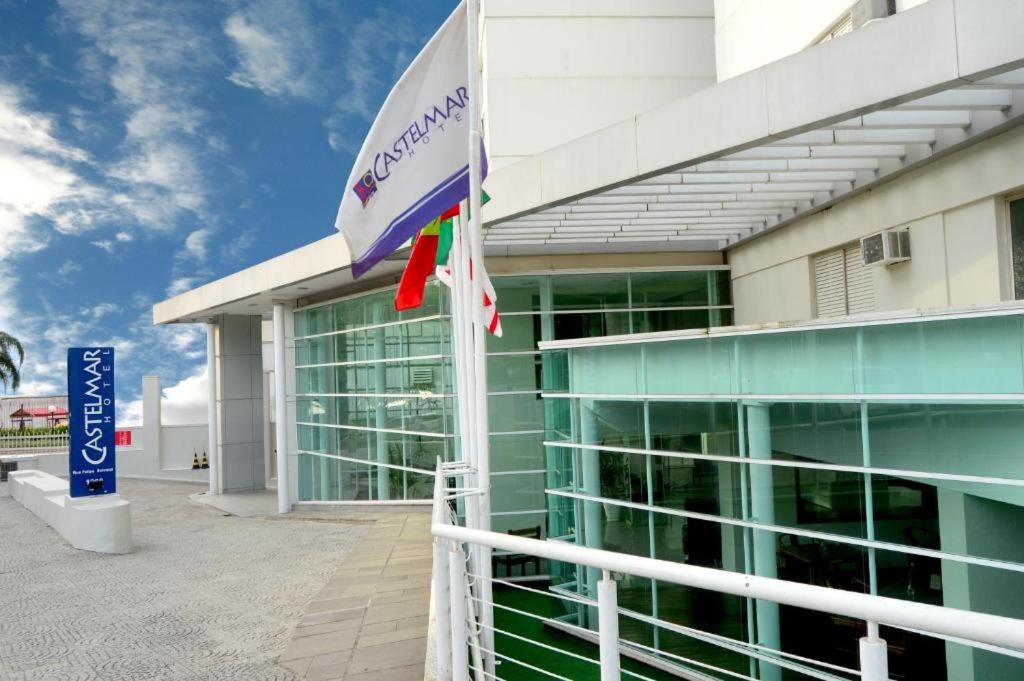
[860,230,910,266]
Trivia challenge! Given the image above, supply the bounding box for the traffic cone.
[201,449,209,469]
[192,448,200,470]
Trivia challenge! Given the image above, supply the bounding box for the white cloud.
[166,277,198,297]
[224,3,318,99]
[115,231,132,242]
[0,84,99,254]
[58,0,219,229]
[90,302,120,319]
[322,8,423,151]
[121,364,208,426]
[57,260,82,278]
[91,238,114,253]
[15,379,61,396]
[184,227,211,262]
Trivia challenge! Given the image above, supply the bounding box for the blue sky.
[0,0,457,421]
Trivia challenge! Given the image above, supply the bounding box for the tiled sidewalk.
[279,510,433,681]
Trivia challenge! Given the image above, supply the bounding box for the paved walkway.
[0,479,433,681]
[278,512,432,681]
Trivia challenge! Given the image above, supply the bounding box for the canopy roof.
[481,0,1024,254]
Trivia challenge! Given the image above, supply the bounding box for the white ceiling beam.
[767,170,860,182]
[749,182,836,192]
[832,128,936,144]
[576,194,662,205]
[669,183,753,194]
[563,211,638,221]
[695,160,789,172]
[654,193,739,202]
[681,172,770,184]
[567,204,649,214]
[602,185,670,196]
[895,89,1011,110]
[970,68,1024,89]
[768,130,835,146]
[786,158,880,171]
[726,146,810,160]
[808,144,906,158]
[840,110,973,129]
[644,202,722,212]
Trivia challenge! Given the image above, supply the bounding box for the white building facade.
[156,2,1024,679]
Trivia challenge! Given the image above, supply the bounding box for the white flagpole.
[464,0,495,675]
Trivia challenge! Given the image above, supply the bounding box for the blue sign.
[68,347,116,497]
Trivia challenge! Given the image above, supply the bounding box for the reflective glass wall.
[293,268,732,519]
[544,309,1024,680]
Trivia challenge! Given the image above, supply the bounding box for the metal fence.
[0,433,69,454]
[430,462,1024,681]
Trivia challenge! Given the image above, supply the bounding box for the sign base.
[8,470,132,554]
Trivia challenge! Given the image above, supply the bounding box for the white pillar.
[449,546,469,681]
[747,402,781,681]
[433,539,453,681]
[206,322,219,495]
[859,622,890,681]
[273,304,289,514]
[141,375,162,469]
[597,571,621,681]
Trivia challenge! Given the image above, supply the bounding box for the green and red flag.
[394,190,492,312]
[394,218,443,311]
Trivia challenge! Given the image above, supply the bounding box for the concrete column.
[215,314,266,493]
[273,304,289,514]
[282,307,300,507]
[206,323,219,494]
[141,375,162,470]
[747,402,781,681]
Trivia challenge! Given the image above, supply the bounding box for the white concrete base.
[8,470,132,554]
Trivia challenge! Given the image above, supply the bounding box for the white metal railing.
[430,462,1024,681]
[0,433,68,452]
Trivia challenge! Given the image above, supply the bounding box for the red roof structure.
[9,407,69,419]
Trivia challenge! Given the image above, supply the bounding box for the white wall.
[482,0,717,170]
[713,0,937,82]
[713,0,853,81]
[728,124,1024,325]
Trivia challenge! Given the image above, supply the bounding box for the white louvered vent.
[844,246,875,314]
[411,366,434,387]
[814,244,876,317]
[817,11,854,44]
[814,249,848,317]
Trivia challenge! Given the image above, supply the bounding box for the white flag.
[334,1,486,279]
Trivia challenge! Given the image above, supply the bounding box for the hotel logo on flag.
[68,347,116,498]
[353,171,377,207]
[335,1,486,279]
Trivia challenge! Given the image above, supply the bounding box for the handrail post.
[597,570,621,681]
[859,621,889,681]
[450,545,469,681]
[434,538,453,681]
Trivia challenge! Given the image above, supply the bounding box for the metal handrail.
[0,433,69,451]
[430,462,1024,681]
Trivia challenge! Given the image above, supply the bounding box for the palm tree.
[0,332,25,393]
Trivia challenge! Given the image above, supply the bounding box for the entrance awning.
[481,0,1024,254]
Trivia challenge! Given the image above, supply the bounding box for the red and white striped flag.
[436,257,502,337]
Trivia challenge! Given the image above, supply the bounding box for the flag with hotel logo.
[334,1,487,280]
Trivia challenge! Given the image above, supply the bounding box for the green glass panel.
[630,270,714,307]
[550,273,629,310]
[487,353,540,392]
[492,275,542,312]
